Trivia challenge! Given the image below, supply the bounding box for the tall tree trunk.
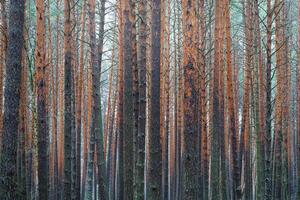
[131,1,139,198]
[298,0,300,199]
[135,0,147,198]
[274,1,284,199]
[52,5,60,198]
[63,0,73,199]
[253,0,266,198]
[73,2,87,200]
[198,1,208,199]
[77,1,86,199]
[240,1,253,199]
[95,0,108,199]
[0,0,7,151]
[175,2,183,198]
[105,30,116,197]
[36,0,49,199]
[147,0,162,199]
[224,0,239,199]
[181,0,199,199]
[18,46,28,199]
[265,0,273,199]
[116,0,124,198]
[121,0,135,199]
[0,0,25,199]
[98,0,106,157]
[85,0,96,198]
[85,0,107,199]
[211,0,224,199]
[162,0,171,198]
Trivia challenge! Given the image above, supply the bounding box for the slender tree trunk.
[63,0,73,199]
[131,1,139,198]
[147,0,162,199]
[172,1,178,198]
[95,0,108,199]
[239,1,253,199]
[121,0,135,199]
[224,1,239,199]
[116,0,124,198]
[85,0,107,199]
[36,0,49,199]
[52,6,60,198]
[211,0,224,199]
[274,1,284,199]
[198,1,208,199]
[181,0,200,199]
[162,0,171,198]
[18,46,28,199]
[98,0,106,157]
[135,0,147,198]
[0,0,7,151]
[0,0,25,199]
[253,0,266,198]
[105,30,116,197]
[298,0,300,199]
[175,2,183,198]
[76,1,86,199]
[265,0,273,199]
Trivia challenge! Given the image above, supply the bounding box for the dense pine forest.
[1,0,300,199]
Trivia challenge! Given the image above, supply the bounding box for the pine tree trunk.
[85,0,107,199]
[224,1,239,199]
[211,0,223,198]
[116,0,124,198]
[121,0,135,199]
[198,1,208,199]
[131,1,139,197]
[52,5,60,198]
[0,0,25,198]
[298,0,300,199]
[147,0,162,199]
[265,0,273,199]
[36,0,49,199]
[63,0,73,199]
[76,1,86,199]
[18,47,28,199]
[253,0,266,198]
[95,0,108,199]
[274,1,284,199]
[135,0,147,198]
[0,0,7,151]
[164,1,171,197]
[175,2,183,198]
[181,0,200,199]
